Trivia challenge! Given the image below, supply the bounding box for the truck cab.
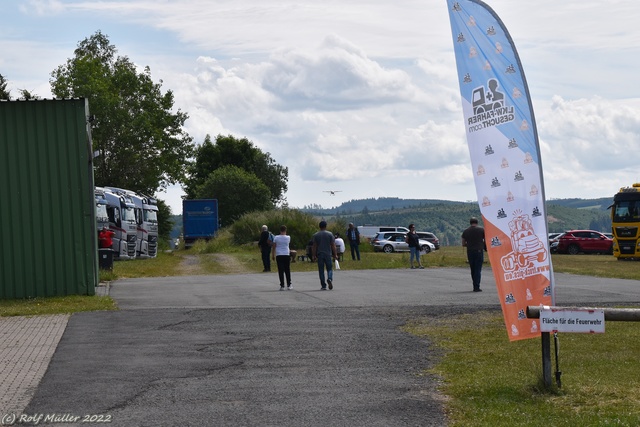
[102,188,138,259]
[130,193,159,258]
[94,187,110,232]
[611,183,640,259]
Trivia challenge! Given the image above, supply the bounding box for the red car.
[556,230,613,255]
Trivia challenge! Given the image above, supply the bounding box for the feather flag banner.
[447,0,555,341]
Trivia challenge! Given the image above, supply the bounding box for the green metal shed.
[0,99,98,299]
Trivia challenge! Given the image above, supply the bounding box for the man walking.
[461,217,485,292]
[312,220,339,290]
[258,225,272,272]
[346,223,361,261]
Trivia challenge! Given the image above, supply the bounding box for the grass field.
[2,243,639,425]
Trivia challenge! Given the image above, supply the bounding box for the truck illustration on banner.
[500,212,547,273]
[472,78,505,115]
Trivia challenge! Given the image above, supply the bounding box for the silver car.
[371,232,436,254]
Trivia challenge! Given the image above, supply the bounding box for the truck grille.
[148,235,158,257]
[127,234,137,256]
[616,226,638,238]
[618,240,638,255]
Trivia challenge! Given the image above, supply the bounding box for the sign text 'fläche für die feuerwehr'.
[539,307,605,333]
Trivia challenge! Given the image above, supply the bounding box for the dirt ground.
[178,253,248,275]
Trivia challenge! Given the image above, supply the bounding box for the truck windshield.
[96,204,108,222]
[122,206,136,222]
[144,209,158,223]
[613,200,640,222]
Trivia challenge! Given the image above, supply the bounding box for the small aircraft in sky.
[323,190,342,195]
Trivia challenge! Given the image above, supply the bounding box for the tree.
[49,31,194,195]
[185,134,288,205]
[17,89,38,100]
[194,165,272,226]
[156,199,173,243]
[0,74,11,100]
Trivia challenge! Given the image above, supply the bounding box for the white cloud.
[20,0,64,16]
[540,96,640,170]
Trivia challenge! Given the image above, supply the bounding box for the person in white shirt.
[334,233,345,261]
[271,225,292,290]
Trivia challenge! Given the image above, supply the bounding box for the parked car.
[549,232,565,253]
[416,232,440,250]
[548,232,563,242]
[371,232,436,253]
[556,230,613,255]
[357,225,410,240]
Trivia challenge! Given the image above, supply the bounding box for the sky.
[3,0,640,214]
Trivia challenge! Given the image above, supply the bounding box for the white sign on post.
[539,307,605,333]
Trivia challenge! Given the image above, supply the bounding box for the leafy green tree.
[156,199,173,243]
[185,134,288,205]
[49,31,194,195]
[195,165,272,226]
[0,74,10,100]
[18,89,37,100]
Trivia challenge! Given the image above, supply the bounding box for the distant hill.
[301,196,613,215]
[547,197,612,211]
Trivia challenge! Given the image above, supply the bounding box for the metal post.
[554,332,562,388]
[541,332,552,388]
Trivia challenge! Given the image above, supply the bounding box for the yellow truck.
[611,183,640,259]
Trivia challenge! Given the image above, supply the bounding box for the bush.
[231,208,330,251]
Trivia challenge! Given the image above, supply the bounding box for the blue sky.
[3,0,640,214]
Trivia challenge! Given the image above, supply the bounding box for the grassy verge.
[404,311,640,426]
[0,295,116,317]
[112,250,183,278]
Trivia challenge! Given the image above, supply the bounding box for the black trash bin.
[98,248,114,270]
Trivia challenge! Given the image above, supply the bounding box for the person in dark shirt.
[345,223,361,261]
[405,224,424,269]
[312,221,338,290]
[461,217,485,292]
[258,225,272,272]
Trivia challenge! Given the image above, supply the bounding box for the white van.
[357,225,410,240]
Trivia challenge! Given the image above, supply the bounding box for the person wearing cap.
[461,217,486,292]
[312,220,338,290]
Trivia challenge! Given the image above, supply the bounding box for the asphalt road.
[23,267,640,426]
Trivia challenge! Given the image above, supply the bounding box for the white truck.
[94,187,110,231]
[130,192,159,258]
[101,187,138,260]
[105,187,159,259]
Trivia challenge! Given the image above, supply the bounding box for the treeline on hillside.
[547,197,612,211]
[302,197,462,215]
[325,201,612,247]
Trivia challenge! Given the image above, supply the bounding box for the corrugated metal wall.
[0,99,98,299]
